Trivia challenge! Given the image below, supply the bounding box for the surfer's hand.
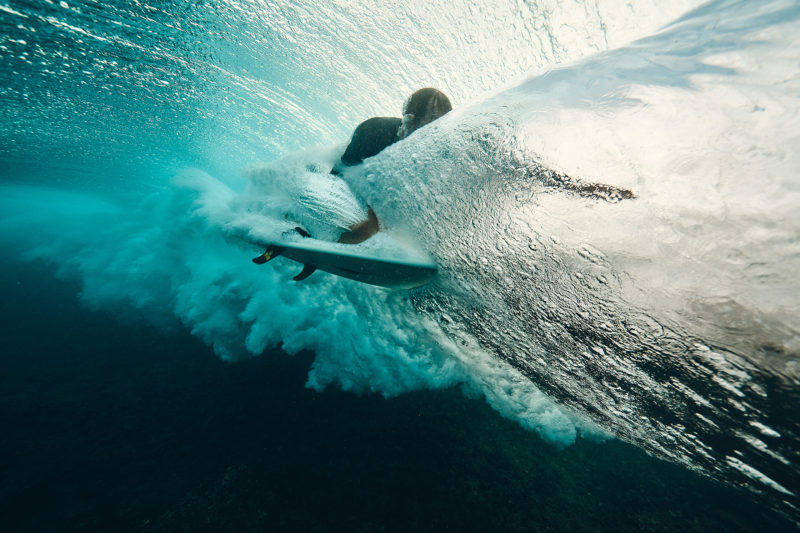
[338,208,379,244]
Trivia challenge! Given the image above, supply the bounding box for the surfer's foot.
[338,208,379,244]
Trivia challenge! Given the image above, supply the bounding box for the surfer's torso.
[333,117,402,173]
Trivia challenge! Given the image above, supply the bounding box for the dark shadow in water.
[0,259,793,532]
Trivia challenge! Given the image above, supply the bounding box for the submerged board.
[252,233,438,289]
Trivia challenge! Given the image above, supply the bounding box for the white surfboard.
[252,232,438,290]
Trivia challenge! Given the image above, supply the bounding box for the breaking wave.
[1,0,798,523]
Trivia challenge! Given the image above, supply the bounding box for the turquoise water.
[1,0,799,529]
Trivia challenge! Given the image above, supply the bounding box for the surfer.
[253,88,452,280]
[333,88,452,245]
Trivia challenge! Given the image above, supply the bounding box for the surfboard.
[251,232,438,290]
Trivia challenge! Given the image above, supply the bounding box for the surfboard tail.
[252,246,283,264]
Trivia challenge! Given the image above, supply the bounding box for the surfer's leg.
[524,166,635,203]
[338,208,379,244]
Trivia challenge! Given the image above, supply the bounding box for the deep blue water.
[0,259,794,531]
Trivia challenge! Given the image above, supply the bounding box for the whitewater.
[1,0,798,524]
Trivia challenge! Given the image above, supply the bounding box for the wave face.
[350,0,800,517]
[2,0,799,523]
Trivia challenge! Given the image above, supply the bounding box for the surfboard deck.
[252,233,438,289]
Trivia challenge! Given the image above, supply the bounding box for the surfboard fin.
[293,264,317,281]
[252,246,283,265]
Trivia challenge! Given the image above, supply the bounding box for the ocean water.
[1,0,798,530]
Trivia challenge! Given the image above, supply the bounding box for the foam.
[0,174,590,445]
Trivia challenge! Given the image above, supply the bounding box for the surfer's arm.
[338,207,379,244]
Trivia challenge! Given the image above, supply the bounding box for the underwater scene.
[1,0,798,531]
